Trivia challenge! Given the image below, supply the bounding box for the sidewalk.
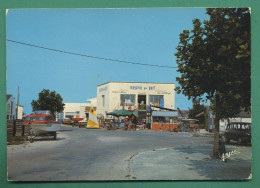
[129,144,252,180]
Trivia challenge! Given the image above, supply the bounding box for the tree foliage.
[175,8,251,158]
[31,89,65,116]
[188,100,206,126]
[175,8,250,118]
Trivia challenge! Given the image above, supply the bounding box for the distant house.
[6,94,16,120]
[177,109,189,119]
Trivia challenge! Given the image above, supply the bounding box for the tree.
[31,89,65,116]
[175,8,250,158]
[188,100,206,127]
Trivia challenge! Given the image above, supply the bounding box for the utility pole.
[15,86,20,120]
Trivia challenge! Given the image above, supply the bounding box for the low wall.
[152,123,178,131]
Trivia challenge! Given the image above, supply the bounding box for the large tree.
[31,89,65,116]
[175,8,250,158]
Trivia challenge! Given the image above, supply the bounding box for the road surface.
[8,125,244,181]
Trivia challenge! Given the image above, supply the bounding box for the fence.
[7,120,30,136]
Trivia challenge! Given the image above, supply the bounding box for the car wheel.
[237,137,242,145]
[30,137,34,143]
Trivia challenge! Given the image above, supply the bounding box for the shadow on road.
[32,137,66,142]
[187,158,251,180]
[173,145,251,180]
[58,129,73,132]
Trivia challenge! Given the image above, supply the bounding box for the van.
[224,122,251,145]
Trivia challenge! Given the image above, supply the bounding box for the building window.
[65,115,74,119]
[120,94,135,106]
[149,95,164,106]
[11,101,13,115]
[102,95,105,107]
[152,116,176,123]
[7,103,10,113]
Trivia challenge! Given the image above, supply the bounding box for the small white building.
[87,98,97,107]
[97,82,175,119]
[61,100,97,121]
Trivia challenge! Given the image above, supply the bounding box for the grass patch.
[7,135,27,145]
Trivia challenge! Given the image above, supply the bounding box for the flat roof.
[98,81,175,87]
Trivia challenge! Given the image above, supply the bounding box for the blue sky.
[6,8,209,113]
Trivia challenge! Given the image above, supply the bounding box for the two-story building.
[6,94,16,120]
[96,82,175,121]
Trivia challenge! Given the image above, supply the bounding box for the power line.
[6,39,178,69]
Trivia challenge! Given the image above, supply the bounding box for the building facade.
[6,95,16,120]
[97,82,175,119]
[60,102,97,121]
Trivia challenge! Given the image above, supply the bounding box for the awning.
[152,111,178,117]
[106,109,135,117]
[65,112,76,116]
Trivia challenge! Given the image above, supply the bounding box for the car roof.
[228,122,251,124]
[26,113,52,117]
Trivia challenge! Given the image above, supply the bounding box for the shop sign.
[130,86,155,91]
[99,86,107,92]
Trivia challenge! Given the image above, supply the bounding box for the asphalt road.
[7,125,219,181]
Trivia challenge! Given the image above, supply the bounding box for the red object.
[152,123,179,131]
[22,113,56,125]
[72,117,83,122]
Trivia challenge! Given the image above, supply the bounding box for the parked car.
[224,122,251,145]
[63,118,72,125]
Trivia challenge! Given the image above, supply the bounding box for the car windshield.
[25,116,48,121]
[227,123,251,130]
[239,123,250,129]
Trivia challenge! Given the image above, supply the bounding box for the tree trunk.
[213,93,221,159]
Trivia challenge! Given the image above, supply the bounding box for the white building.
[6,95,24,120]
[87,98,97,107]
[61,101,97,121]
[6,94,16,120]
[97,82,175,119]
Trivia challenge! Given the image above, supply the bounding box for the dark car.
[224,122,251,145]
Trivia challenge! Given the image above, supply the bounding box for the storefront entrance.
[138,95,146,110]
[137,95,146,124]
